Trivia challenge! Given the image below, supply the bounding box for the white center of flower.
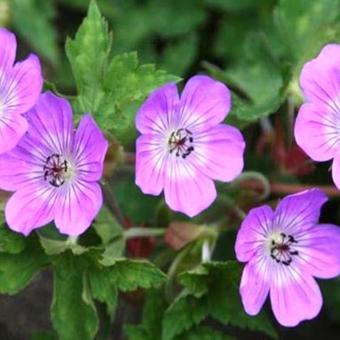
[43,154,74,187]
[167,128,194,159]
[267,232,299,266]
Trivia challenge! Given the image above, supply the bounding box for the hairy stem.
[100,180,126,227]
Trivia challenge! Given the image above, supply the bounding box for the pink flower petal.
[54,181,102,236]
[0,113,28,154]
[300,44,340,105]
[135,83,180,134]
[3,54,42,117]
[0,145,39,191]
[273,188,327,234]
[135,134,167,195]
[179,75,231,131]
[26,92,73,154]
[240,256,270,316]
[270,267,322,327]
[331,153,340,189]
[191,124,245,182]
[235,205,274,262]
[296,224,340,279]
[163,158,216,217]
[5,182,56,236]
[0,28,16,72]
[73,114,108,181]
[295,102,340,161]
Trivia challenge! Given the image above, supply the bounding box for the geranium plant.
[0,0,340,339]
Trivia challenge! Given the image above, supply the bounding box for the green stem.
[124,227,166,239]
[100,180,126,227]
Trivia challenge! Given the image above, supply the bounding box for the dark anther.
[270,232,299,266]
[288,235,297,243]
[282,258,292,266]
[168,128,194,159]
[43,153,68,187]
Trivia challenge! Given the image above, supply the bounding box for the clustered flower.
[1,27,340,328]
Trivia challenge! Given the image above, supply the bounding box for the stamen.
[270,232,299,266]
[43,154,69,187]
[168,128,194,159]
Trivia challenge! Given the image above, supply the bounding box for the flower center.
[168,128,194,159]
[270,232,299,266]
[43,154,70,187]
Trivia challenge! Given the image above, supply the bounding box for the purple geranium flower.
[0,92,108,236]
[294,44,340,188]
[235,188,340,327]
[0,28,42,153]
[135,75,245,217]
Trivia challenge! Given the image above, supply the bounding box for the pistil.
[168,128,194,159]
[270,232,299,266]
[43,154,69,187]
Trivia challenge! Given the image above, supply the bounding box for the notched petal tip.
[300,43,340,104]
[135,82,180,134]
[270,271,322,327]
[274,188,327,232]
[179,75,232,130]
[164,170,217,217]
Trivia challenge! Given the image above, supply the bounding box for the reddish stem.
[241,180,340,197]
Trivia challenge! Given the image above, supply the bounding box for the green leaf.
[114,175,161,225]
[0,237,48,294]
[94,206,125,266]
[51,253,99,340]
[272,0,340,101]
[162,262,277,340]
[144,0,205,38]
[87,267,118,315]
[93,51,179,139]
[39,235,88,256]
[108,258,167,291]
[204,0,270,11]
[66,0,111,110]
[66,0,179,138]
[273,0,340,66]
[37,225,87,256]
[160,34,198,76]
[99,239,125,266]
[31,330,58,340]
[0,223,26,254]
[93,206,123,244]
[175,326,234,340]
[162,293,206,340]
[11,0,59,63]
[125,289,167,340]
[224,32,284,128]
